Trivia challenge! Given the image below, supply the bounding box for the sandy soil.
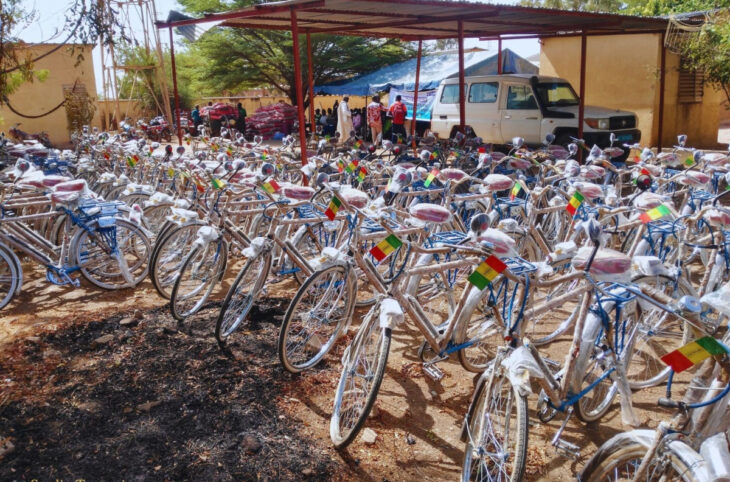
[0,262,686,480]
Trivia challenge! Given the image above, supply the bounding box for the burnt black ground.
[0,299,337,481]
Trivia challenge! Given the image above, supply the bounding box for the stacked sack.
[246,102,298,139]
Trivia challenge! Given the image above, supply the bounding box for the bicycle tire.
[73,218,151,289]
[580,433,704,481]
[169,239,227,321]
[456,286,504,373]
[0,243,21,310]
[215,252,271,345]
[330,315,390,449]
[278,264,355,373]
[149,221,205,299]
[461,362,528,482]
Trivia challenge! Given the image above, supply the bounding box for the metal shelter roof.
[157,0,669,40]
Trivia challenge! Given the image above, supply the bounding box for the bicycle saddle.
[409,203,452,224]
[572,247,632,279]
[483,174,514,192]
[281,184,315,201]
[439,168,468,182]
[339,188,369,209]
[506,157,533,171]
[476,227,517,258]
[572,182,603,201]
[633,192,667,210]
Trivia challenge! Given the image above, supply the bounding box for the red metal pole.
[411,39,422,140]
[497,37,502,74]
[577,33,587,162]
[458,20,465,133]
[306,33,315,129]
[168,27,183,146]
[658,32,666,151]
[290,9,309,185]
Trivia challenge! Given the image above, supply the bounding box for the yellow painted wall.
[0,44,98,147]
[540,34,724,150]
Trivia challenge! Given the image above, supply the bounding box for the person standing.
[236,102,247,136]
[191,105,201,133]
[388,94,408,142]
[367,95,385,146]
[336,96,353,143]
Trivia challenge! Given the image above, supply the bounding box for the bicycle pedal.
[553,438,581,460]
[422,363,444,381]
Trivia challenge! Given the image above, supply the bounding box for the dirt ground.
[0,264,683,481]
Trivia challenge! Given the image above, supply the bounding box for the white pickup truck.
[430,74,640,148]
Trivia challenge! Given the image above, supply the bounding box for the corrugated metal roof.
[158,0,669,40]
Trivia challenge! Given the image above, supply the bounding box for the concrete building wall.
[0,44,98,147]
[540,33,725,150]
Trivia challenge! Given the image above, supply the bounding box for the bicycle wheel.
[170,239,227,321]
[150,221,205,299]
[625,275,691,389]
[73,218,151,289]
[278,264,355,373]
[580,433,704,481]
[215,252,271,344]
[522,276,581,347]
[574,342,619,423]
[141,203,173,241]
[289,223,338,284]
[330,311,390,449]
[462,362,528,482]
[456,286,504,373]
[0,244,21,310]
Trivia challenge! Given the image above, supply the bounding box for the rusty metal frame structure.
[156,0,668,175]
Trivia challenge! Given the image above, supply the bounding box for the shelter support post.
[290,9,309,184]
[168,27,183,146]
[411,39,422,148]
[458,21,465,132]
[497,38,502,74]
[306,33,315,129]
[658,33,666,151]
[577,33,587,162]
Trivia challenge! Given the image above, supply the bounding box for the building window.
[678,60,704,104]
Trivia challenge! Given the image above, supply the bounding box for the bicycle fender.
[193,226,219,248]
[242,237,268,258]
[379,298,404,330]
[500,345,544,397]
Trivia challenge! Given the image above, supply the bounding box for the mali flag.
[345,160,359,174]
[211,178,226,190]
[468,255,507,291]
[324,195,341,220]
[357,167,367,183]
[566,190,585,217]
[424,168,439,188]
[369,234,403,263]
[510,181,522,201]
[661,336,728,373]
[262,180,280,194]
[639,204,671,224]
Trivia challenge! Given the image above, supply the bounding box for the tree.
[176,0,415,106]
[0,0,124,107]
[682,10,730,107]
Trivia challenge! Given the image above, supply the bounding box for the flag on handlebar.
[566,190,585,217]
[369,234,403,262]
[683,154,695,168]
[336,159,345,173]
[226,146,233,157]
[126,156,137,168]
[324,195,342,221]
[639,204,671,224]
[357,167,367,183]
[345,160,359,174]
[510,181,523,201]
[262,180,280,194]
[103,150,110,160]
[211,178,225,190]
[167,167,175,178]
[354,140,363,150]
[660,336,728,373]
[430,150,439,160]
[468,255,507,291]
[424,168,439,188]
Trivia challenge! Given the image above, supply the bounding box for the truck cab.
[430,74,640,148]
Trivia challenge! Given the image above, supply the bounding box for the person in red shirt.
[366,95,386,146]
[387,95,408,142]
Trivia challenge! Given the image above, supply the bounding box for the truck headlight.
[585,118,610,130]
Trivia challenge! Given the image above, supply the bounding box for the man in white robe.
[336,96,354,144]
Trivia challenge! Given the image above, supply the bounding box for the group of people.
[315,95,409,146]
[190,101,248,136]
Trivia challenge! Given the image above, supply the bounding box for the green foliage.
[683,10,730,106]
[175,0,415,105]
[116,45,193,117]
[520,0,728,14]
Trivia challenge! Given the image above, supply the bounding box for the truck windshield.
[535,82,579,107]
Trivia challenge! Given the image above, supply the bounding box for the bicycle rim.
[279,265,354,373]
[330,318,390,449]
[216,254,270,343]
[171,241,226,320]
[462,363,528,482]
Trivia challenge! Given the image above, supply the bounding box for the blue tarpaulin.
[315,48,537,96]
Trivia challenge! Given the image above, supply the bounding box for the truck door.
[430,83,460,138]
[466,81,500,142]
[500,84,541,145]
